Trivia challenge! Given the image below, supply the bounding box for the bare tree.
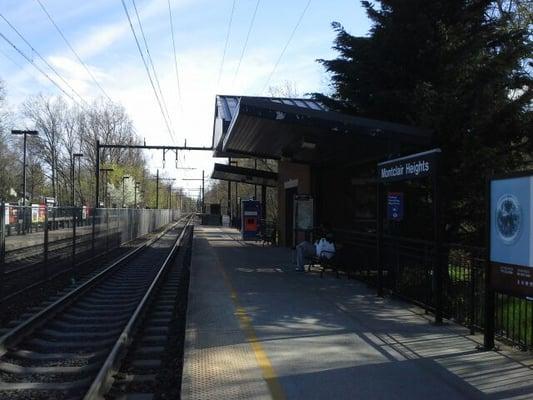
[22,94,67,203]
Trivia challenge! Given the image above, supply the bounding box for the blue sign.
[387,192,404,222]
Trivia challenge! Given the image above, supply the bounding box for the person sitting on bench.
[295,230,335,271]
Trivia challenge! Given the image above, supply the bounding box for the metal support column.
[0,202,5,301]
[261,185,267,221]
[484,177,495,349]
[433,158,443,324]
[72,207,77,282]
[254,159,258,199]
[201,170,205,213]
[44,205,49,280]
[228,180,231,219]
[376,181,384,297]
[156,169,159,209]
[92,140,100,255]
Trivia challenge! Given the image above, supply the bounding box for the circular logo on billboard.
[495,194,522,245]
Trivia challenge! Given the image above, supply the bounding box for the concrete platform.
[5,224,93,251]
[182,226,533,400]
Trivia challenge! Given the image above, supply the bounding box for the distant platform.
[182,226,533,399]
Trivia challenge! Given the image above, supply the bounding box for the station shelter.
[210,95,432,248]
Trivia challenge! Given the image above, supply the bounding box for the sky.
[0,0,371,196]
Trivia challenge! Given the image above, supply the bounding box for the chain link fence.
[0,204,181,302]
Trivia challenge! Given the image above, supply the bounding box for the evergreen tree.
[316,0,532,244]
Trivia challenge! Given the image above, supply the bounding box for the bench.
[259,222,276,246]
[304,244,353,278]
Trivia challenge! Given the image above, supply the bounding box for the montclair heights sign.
[378,149,441,183]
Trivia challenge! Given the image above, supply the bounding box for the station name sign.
[378,148,441,183]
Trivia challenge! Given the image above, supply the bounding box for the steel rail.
[83,215,193,399]
[0,215,188,358]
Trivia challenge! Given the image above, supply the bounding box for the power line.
[0,45,24,69]
[0,12,89,107]
[34,0,113,103]
[130,0,176,143]
[261,0,312,94]
[216,0,236,89]
[167,0,183,112]
[120,0,175,143]
[232,0,261,86]
[0,31,83,105]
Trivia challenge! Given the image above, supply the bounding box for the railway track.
[0,216,193,400]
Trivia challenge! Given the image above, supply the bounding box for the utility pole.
[11,130,38,234]
[202,170,205,213]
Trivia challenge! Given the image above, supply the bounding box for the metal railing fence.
[0,204,181,302]
[334,228,533,350]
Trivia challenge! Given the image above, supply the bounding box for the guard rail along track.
[0,214,194,399]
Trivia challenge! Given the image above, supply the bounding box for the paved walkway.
[182,226,533,400]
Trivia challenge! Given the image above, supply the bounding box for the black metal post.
[0,202,5,301]
[122,176,129,208]
[484,177,495,349]
[104,171,109,208]
[261,185,267,221]
[22,132,27,208]
[433,157,443,324]
[95,140,100,208]
[72,206,77,282]
[377,181,384,297]
[44,205,49,280]
[71,156,75,206]
[201,170,205,213]
[92,140,100,255]
[156,169,159,209]
[254,159,258,199]
[228,180,231,219]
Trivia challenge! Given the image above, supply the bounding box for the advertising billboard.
[490,174,533,295]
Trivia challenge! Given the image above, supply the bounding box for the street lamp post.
[122,176,130,208]
[11,130,38,234]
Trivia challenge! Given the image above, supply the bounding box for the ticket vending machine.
[241,200,261,240]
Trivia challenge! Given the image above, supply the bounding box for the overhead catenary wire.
[0,31,84,106]
[232,0,261,86]
[216,0,236,89]
[130,0,176,142]
[167,0,183,112]
[0,45,24,69]
[120,0,175,144]
[0,12,89,107]
[34,0,113,103]
[261,0,312,94]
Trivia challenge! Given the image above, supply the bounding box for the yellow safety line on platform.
[215,248,286,400]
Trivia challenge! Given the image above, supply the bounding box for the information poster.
[294,195,313,231]
[387,192,404,221]
[490,175,533,296]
